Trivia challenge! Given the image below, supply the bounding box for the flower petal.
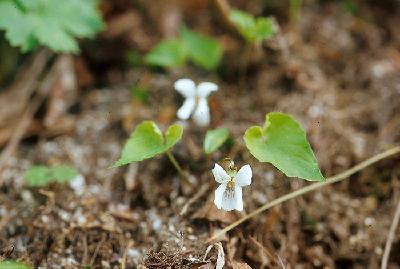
[177,97,196,120]
[197,82,218,97]
[221,188,236,211]
[235,165,252,187]
[234,185,243,211]
[193,98,210,126]
[214,183,226,209]
[174,78,196,97]
[212,163,230,183]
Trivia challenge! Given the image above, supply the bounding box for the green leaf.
[113,121,183,167]
[0,260,32,269]
[0,0,104,53]
[24,165,79,187]
[244,112,324,181]
[180,27,223,70]
[204,127,230,154]
[145,39,187,68]
[229,9,275,42]
[24,166,52,187]
[52,165,79,183]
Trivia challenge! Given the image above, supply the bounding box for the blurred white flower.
[212,162,252,211]
[174,78,218,126]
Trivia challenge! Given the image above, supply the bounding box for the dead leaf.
[231,261,252,269]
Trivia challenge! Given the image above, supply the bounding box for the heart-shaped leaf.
[244,112,324,181]
[113,121,183,167]
[204,127,230,154]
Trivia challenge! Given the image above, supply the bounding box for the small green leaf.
[244,112,324,181]
[180,27,223,70]
[24,165,79,187]
[113,121,183,167]
[52,165,79,183]
[0,260,32,269]
[204,127,230,154]
[229,9,275,42]
[145,39,187,68]
[24,166,52,187]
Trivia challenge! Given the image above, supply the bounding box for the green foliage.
[229,9,276,42]
[180,26,223,70]
[113,121,183,167]
[131,85,149,104]
[244,112,324,181]
[0,260,31,269]
[24,165,79,187]
[0,0,104,53]
[342,0,358,15]
[145,39,187,68]
[145,27,223,71]
[203,127,230,154]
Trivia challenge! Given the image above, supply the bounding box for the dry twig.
[381,196,400,269]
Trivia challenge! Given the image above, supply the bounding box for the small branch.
[381,196,400,269]
[209,146,400,242]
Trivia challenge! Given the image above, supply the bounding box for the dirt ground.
[1,0,400,268]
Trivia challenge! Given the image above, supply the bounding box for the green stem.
[166,150,184,177]
[209,146,400,242]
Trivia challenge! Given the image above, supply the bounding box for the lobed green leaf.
[244,112,324,181]
[113,121,183,167]
[0,0,104,53]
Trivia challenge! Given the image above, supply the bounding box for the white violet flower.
[174,78,218,126]
[212,161,252,211]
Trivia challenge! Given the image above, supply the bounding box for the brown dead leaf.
[231,261,252,269]
[195,263,214,269]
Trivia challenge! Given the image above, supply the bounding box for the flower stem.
[166,150,184,177]
[208,146,400,242]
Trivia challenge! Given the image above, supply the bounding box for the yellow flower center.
[227,180,235,190]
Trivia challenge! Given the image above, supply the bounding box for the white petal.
[193,98,210,126]
[235,164,252,187]
[234,186,243,211]
[177,97,196,120]
[212,163,230,183]
[174,78,196,98]
[221,188,236,211]
[214,183,227,209]
[197,82,218,97]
